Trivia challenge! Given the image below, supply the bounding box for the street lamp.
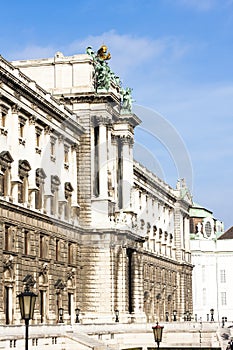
[115,309,119,322]
[58,307,64,323]
[173,310,177,321]
[210,308,214,322]
[17,285,37,350]
[152,322,164,349]
[75,308,80,323]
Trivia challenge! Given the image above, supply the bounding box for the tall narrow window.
[24,230,29,255]
[94,126,99,196]
[127,248,133,313]
[64,145,69,169]
[68,293,72,317]
[1,112,6,128]
[68,242,74,264]
[55,239,60,261]
[4,225,10,251]
[18,116,26,143]
[40,290,44,323]
[40,235,48,259]
[5,286,10,325]
[50,136,56,161]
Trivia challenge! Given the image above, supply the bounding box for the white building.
[190,204,233,324]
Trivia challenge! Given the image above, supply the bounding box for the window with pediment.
[18,160,31,203]
[18,116,26,145]
[35,168,46,210]
[64,182,73,220]
[0,151,13,197]
[50,175,60,215]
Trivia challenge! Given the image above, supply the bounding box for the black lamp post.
[173,310,177,321]
[152,322,164,349]
[58,307,64,323]
[17,285,37,350]
[115,309,119,322]
[75,308,80,323]
[210,308,214,322]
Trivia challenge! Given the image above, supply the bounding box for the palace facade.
[0,47,193,326]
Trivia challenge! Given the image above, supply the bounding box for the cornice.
[0,64,85,137]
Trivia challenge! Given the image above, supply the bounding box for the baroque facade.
[0,47,193,326]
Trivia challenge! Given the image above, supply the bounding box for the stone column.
[43,126,53,214]
[10,105,21,202]
[27,115,37,208]
[98,119,108,199]
[131,251,145,319]
[91,116,111,227]
[121,136,134,210]
[116,247,127,313]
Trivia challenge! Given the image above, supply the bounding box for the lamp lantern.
[152,322,164,349]
[17,285,37,350]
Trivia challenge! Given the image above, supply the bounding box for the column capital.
[93,115,111,126]
[11,104,21,114]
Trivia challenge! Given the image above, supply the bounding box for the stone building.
[0,47,193,326]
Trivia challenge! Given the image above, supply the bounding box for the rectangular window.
[220,269,226,283]
[19,122,24,138]
[55,239,59,261]
[24,230,29,255]
[1,113,6,128]
[40,235,44,258]
[0,172,5,196]
[221,292,227,305]
[5,225,10,251]
[64,146,69,163]
[68,242,73,264]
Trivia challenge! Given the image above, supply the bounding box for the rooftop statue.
[97,45,111,61]
[86,45,122,93]
[121,87,134,113]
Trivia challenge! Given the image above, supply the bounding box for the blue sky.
[1,0,233,229]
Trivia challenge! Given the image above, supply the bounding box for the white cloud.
[68,30,191,78]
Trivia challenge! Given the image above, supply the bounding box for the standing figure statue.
[121,87,133,112]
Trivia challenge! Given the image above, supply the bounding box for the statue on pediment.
[86,45,121,92]
[121,87,133,113]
